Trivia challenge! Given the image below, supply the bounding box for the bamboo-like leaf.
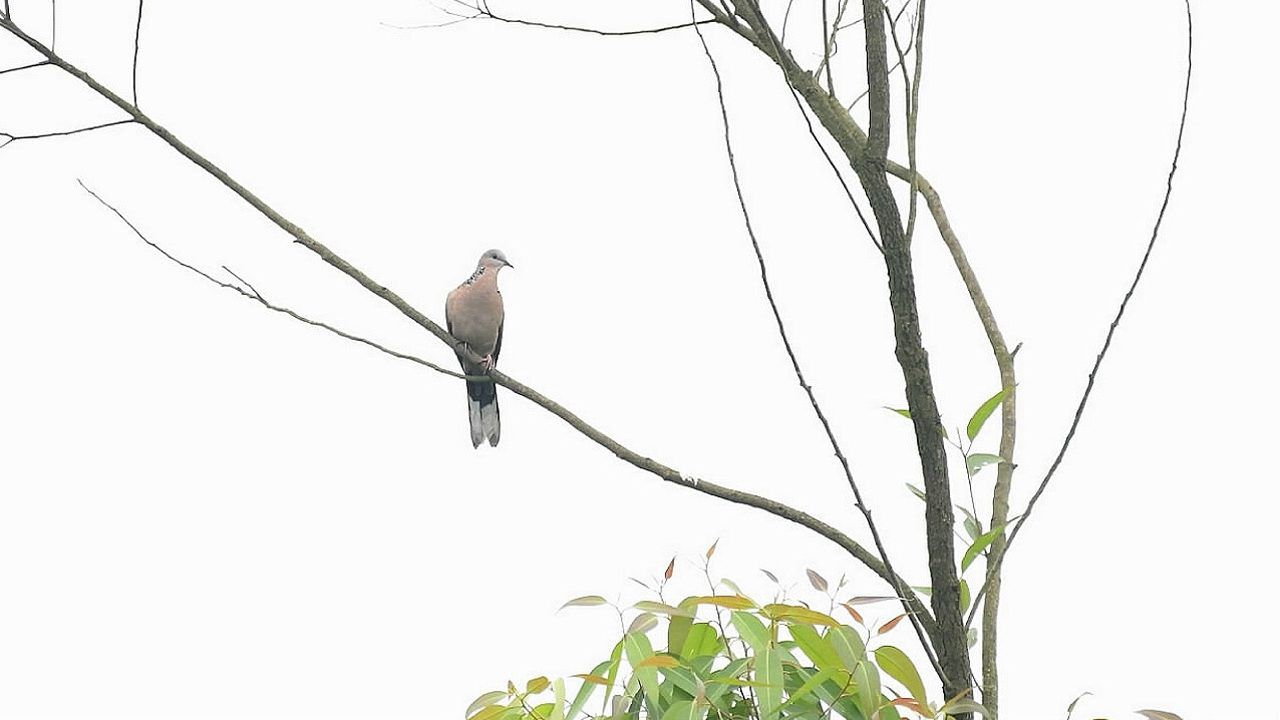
[877,614,906,635]
[761,568,779,583]
[777,667,836,713]
[1065,691,1091,719]
[885,406,912,419]
[965,452,1005,477]
[468,706,511,720]
[599,639,625,715]
[789,622,840,670]
[525,676,550,694]
[680,623,724,660]
[905,483,927,502]
[827,625,866,670]
[874,645,927,704]
[1136,711,1184,720]
[573,673,610,685]
[624,632,662,708]
[890,697,928,715]
[661,699,706,720]
[466,690,508,719]
[845,596,897,606]
[853,660,880,720]
[668,612,694,660]
[840,602,865,626]
[559,595,608,610]
[549,679,566,720]
[664,557,676,581]
[806,569,829,593]
[661,665,701,698]
[628,613,659,635]
[961,524,1008,571]
[705,539,719,560]
[635,654,681,669]
[941,698,991,717]
[960,579,971,615]
[634,600,695,618]
[730,611,770,654]
[681,595,756,610]
[966,388,1009,442]
[762,603,840,627]
[718,578,752,600]
[756,645,784,720]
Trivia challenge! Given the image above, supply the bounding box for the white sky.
[1,1,1276,718]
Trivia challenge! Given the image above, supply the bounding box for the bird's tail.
[466,379,500,448]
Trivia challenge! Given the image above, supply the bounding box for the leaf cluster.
[465,545,984,720]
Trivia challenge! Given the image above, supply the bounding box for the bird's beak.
[504,260,515,270]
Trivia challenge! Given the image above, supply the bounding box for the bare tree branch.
[967,0,1195,641]
[692,0,942,682]
[0,8,936,640]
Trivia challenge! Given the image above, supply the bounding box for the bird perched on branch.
[445,249,513,448]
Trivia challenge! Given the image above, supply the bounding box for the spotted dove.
[445,249,513,447]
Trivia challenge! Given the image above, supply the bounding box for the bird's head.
[478,248,514,272]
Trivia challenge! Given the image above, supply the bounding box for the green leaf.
[963,516,981,543]
[635,654,681,669]
[853,660,880,720]
[600,639,625,715]
[966,388,1009,442]
[661,700,706,720]
[884,406,912,419]
[680,623,723,660]
[729,611,770,654]
[965,452,1005,477]
[961,524,1008,571]
[525,676,550,694]
[634,601,695,618]
[559,595,608,610]
[668,613,693,659]
[761,603,840,627]
[960,578,971,615]
[941,698,991,718]
[778,668,836,712]
[549,679,565,720]
[467,706,512,720]
[659,666,701,699]
[826,625,866,671]
[873,645,926,704]
[566,662,609,719]
[466,690,509,719]
[1136,711,1184,720]
[681,595,756,610]
[624,632,662,708]
[789,623,840,670]
[628,612,659,635]
[756,644,784,720]
[906,484,927,503]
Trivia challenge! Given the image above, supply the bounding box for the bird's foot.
[479,354,495,371]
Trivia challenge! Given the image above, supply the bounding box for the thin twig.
[966,0,1194,631]
[0,118,135,149]
[132,0,143,106]
[0,59,50,75]
[692,0,941,683]
[441,1,716,37]
[77,180,468,380]
[50,0,55,51]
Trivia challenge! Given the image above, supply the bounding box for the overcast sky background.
[1,1,1276,718]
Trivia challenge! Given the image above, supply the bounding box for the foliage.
[464,543,983,720]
